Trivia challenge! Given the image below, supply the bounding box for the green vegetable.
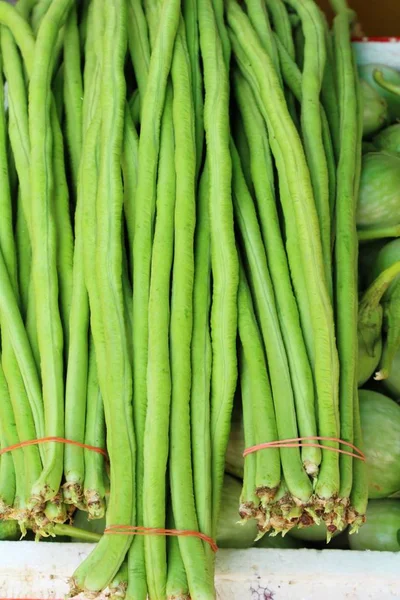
[369,240,400,380]
[359,64,400,123]
[356,152,400,235]
[357,261,400,386]
[349,499,400,551]
[373,124,400,155]
[359,390,400,498]
[360,79,388,137]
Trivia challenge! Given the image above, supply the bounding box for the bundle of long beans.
[0,0,367,597]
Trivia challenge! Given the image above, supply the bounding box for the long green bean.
[63,0,99,511]
[0,252,43,518]
[0,50,17,293]
[166,509,190,600]
[63,3,83,198]
[0,360,24,517]
[232,112,254,195]
[129,90,141,129]
[238,265,281,509]
[121,103,139,262]
[71,0,107,591]
[348,19,368,527]
[1,11,32,331]
[321,17,340,162]
[142,86,175,600]
[239,344,258,516]
[128,0,180,596]
[331,7,360,506]
[51,103,74,352]
[190,162,213,573]
[284,0,332,296]
[53,65,64,125]
[0,49,41,520]
[198,0,239,540]
[183,0,203,176]
[31,0,53,34]
[169,20,214,599]
[127,0,150,104]
[245,0,280,76]
[27,0,74,509]
[15,196,31,323]
[265,0,296,58]
[83,337,106,519]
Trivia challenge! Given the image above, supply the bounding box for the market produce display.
[0,0,399,598]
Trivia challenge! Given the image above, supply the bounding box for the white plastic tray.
[0,543,399,599]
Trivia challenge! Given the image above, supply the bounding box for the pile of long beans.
[0,0,367,596]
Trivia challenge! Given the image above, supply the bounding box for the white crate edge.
[353,40,400,68]
[0,543,400,600]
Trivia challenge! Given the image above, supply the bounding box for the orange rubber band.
[104,524,218,553]
[0,437,108,461]
[243,436,365,461]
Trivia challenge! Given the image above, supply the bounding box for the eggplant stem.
[373,69,400,98]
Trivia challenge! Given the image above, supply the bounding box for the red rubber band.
[0,437,108,461]
[104,524,218,553]
[243,436,365,461]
